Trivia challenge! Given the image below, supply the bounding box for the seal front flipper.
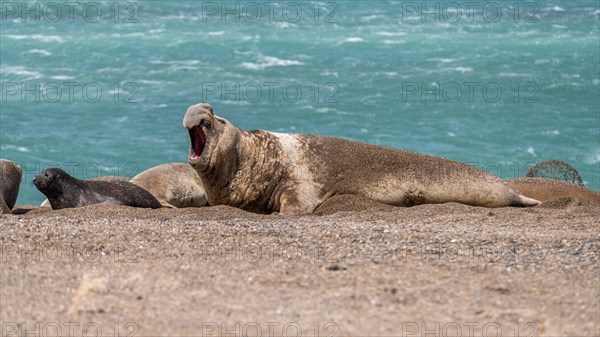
[0,199,11,215]
[278,191,315,215]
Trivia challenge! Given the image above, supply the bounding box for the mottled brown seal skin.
[34,168,162,210]
[40,176,130,207]
[507,177,600,204]
[183,103,540,214]
[0,159,22,215]
[130,163,207,208]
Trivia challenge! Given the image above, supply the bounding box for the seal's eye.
[44,172,49,178]
[217,118,226,125]
[201,120,212,128]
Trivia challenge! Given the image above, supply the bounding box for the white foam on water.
[1,66,43,79]
[7,34,64,43]
[240,56,304,70]
[24,49,52,56]
[592,79,600,85]
[447,132,456,137]
[320,71,339,78]
[586,148,600,165]
[111,32,146,38]
[207,31,226,36]
[550,6,564,12]
[527,147,536,156]
[375,31,406,37]
[499,72,530,77]
[273,22,297,29]
[430,58,456,63]
[241,35,260,41]
[138,80,165,85]
[344,37,364,43]
[163,13,200,21]
[361,15,383,22]
[96,68,122,73]
[221,100,250,105]
[446,67,473,73]
[17,147,29,152]
[543,130,560,136]
[50,75,75,80]
[383,40,405,45]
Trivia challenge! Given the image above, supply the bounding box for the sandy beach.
[1,195,598,336]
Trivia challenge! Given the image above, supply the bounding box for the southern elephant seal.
[0,159,22,214]
[34,168,162,210]
[130,163,207,208]
[182,103,540,214]
[40,175,130,207]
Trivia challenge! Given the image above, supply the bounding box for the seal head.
[183,103,230,171]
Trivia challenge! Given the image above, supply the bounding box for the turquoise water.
[1,1,599,205]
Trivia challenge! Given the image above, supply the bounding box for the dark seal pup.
[182,103,540,214]
[33,168,162,210]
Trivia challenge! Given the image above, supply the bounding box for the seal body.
[40,176,130,208]
[130,163,207,208]
[507,177,600,204]
[0,159,22,214]
[183,103,540,214]
[34,168,162,210]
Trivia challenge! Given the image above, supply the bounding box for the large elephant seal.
[130,163,207,208]
[40,175,130,208]
[182,103,540,214]
[507,177,600,204]
[0,159,22,214]
[34,168,162,210]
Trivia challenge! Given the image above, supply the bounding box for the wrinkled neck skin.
[194,123,241,195]
[197,126,289,213]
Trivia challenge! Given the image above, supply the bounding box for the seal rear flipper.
[514,194,541,207]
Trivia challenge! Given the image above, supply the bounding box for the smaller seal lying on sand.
[40,176,130,208]
[34,168,162,210]
[130,163,207,208]
[1,159,22,215]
